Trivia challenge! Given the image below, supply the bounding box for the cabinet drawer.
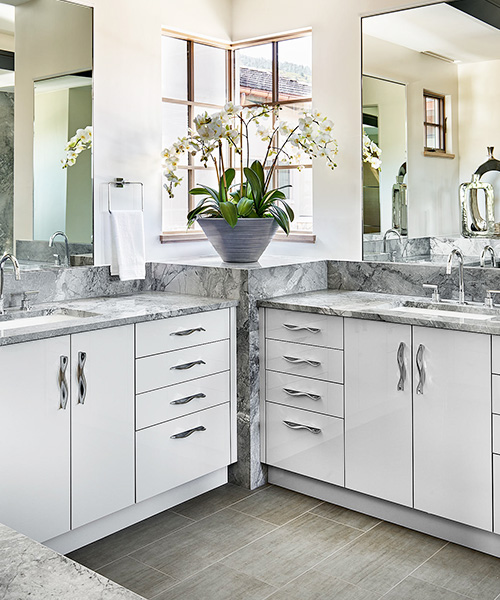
[136,339,229,394]
[136,403,231,502]
[266,371,343,417]
[493,336,500,375]
[266,308,343,349]
[266,339,343,383]
[495,455,500,535]
[136,371,230,430]
[266,403,344,486]
[136,309,229,358]
[494,414,500,455]
[494,375,500,415]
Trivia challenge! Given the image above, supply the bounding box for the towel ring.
[107,178,144,214]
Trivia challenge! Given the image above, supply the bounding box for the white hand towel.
[110,210,146,281]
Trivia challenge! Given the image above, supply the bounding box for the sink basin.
[390,305,495,320]
[0,308,99,331]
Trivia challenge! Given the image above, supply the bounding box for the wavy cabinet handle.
[282,355,321,367]
[77,352,87,405]
[282,323,321,334]
[283,420,321,434]
[170,360,206,371]
[170,425,206,439]
[59,355,69,410]
[170,327,206,337]
[170,393,206,405]
[397,342,406,392]
[416,344,425,395]
[283,388,321,401]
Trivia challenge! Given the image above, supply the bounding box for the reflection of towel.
[110,210,146,280]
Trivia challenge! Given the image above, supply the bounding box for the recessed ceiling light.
[421,50,459,63]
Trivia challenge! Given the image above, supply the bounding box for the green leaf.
[278,199,295,222]
[244,167,263,204]
[250,160,265,188]
[219,168,236,202]
[267,205,290,235]
[237,197,254,217]
[190,185,220,204]
[219,201,238,227]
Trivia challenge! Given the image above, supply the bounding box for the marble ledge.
[163,255,326,270]
[259,289,500,335]
[0,291,238,347]
[0,523,140,600]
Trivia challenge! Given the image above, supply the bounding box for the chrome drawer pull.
[170,425,206,439]
[397,342,406,392]
[170,327,206,337]
[283,355,321,367]
[59,355,69,410]
[77,351,87,405]
[416,344,425,395]
[170,360,206,371]
[283,388,321,401]
[170,392,206,405]
[283,420,321,434]
[282,323,321,334]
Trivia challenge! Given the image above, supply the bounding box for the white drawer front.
[266,309,343,349]
[266,402,344,486]
[136,403,231,502]
[494,414,500,455]
[493,336,500,375]
[495,455,500,535]
[266,339,343,383]
[266,371,343,418]
[136,309,229,358]
[494,375,500,415]
[136,371,230,430]
[136,339,229,394]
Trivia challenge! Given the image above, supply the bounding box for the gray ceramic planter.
[199,218,278,263]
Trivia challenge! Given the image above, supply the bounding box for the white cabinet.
[344,319,413,507]
[413,327,492,531]
[495,455,500,535]
[0,337,71,542]
[71,325,135,529]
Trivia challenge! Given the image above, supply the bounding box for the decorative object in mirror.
[162,103,338,262]
[362,1,500,267]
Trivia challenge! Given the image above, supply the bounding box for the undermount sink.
[0,308,99,331]
[388,300,500,321]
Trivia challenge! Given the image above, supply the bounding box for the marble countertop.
[0,292,238,347]
[0,523,141,599]
[259,289,500,335]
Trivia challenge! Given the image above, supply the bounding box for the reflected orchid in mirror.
[62,125,92,169]
[363,129,382,171]
[162,103,338,233]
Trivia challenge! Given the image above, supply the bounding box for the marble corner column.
[149,258,328,489]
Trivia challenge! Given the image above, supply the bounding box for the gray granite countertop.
[0,522,141,599]
[0,292,238,347]
[259,289,500,335]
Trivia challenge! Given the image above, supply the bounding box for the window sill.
[423,150,455,159]
[160,230,316,243]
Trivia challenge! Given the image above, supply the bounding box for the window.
[234,33,313,233]
[424,90,446,152]
[161,33,230,234]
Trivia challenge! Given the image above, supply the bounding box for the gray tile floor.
[67,484,500,600]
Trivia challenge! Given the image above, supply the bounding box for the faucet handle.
[423,283,441,303]
[485,290,500,308]
[21,290,38,312]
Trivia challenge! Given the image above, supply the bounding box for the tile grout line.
[303,507,380,533]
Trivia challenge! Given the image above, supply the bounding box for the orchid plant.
[363,130,382,171]
[162,103,338,234]
[62,125,93,169]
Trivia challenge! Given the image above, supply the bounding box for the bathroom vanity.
[260,289,500,557]
[0,292,238,554]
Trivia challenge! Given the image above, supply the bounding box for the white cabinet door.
[0,336,70,542]
[413,327,492,531]
[71,325,135,529]
[345,319,413,507]
[494,455,500,535]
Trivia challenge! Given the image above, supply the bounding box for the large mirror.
[362,1,500,266]
[0,0,93,269]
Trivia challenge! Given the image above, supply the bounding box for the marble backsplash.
[0,91,14,255]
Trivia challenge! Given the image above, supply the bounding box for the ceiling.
[363,2,500,63]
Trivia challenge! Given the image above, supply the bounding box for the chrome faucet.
[49,231,70,267]
[480,244,496,268]
[0,253,21,315]
[446,248,465,304]
[383,228,402,254]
